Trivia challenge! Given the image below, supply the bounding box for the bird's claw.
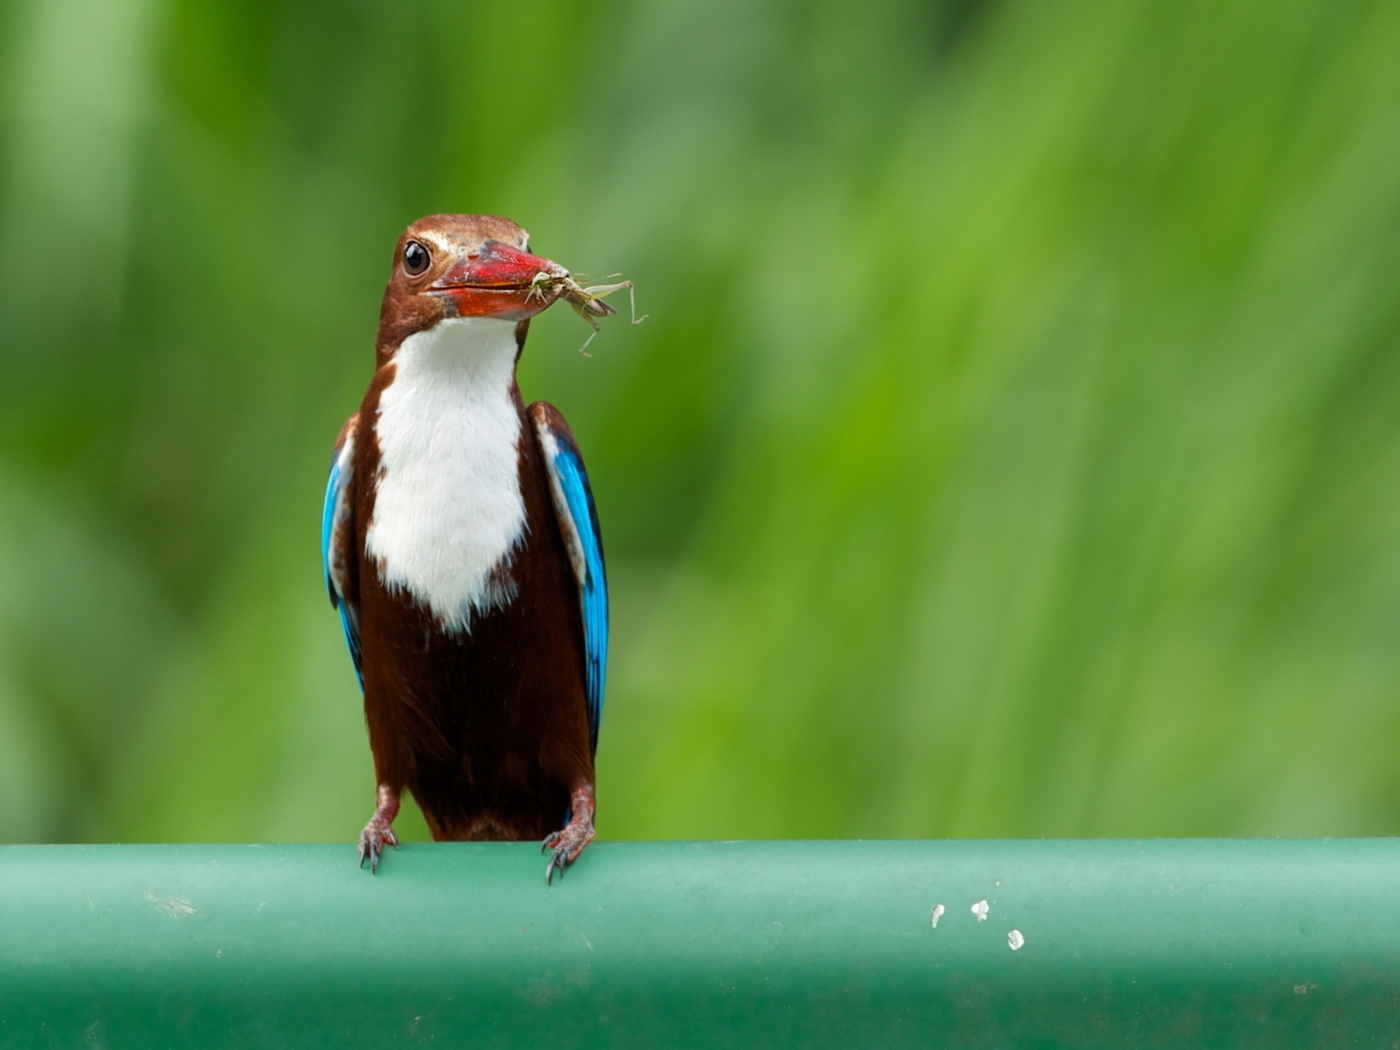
[358,819,399,874]
[545,842,570,884]
[542,821,594,885]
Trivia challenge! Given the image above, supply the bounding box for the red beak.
[430,240,567,320]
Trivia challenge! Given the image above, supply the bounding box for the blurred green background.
[1,0,1398,845]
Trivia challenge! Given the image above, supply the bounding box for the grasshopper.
[528,270,647,355]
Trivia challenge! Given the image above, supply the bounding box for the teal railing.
[1,839,1397,1047]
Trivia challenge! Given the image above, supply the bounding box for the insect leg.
[580,280,647,326]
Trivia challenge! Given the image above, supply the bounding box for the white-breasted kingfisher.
[321,214,607,882]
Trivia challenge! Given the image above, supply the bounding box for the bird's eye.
[403,240,430,276]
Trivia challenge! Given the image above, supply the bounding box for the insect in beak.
[527,271,647,355]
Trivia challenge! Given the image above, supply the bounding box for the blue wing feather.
[552,445,608,749]
[322,432,363,689]
[532,405,608,755]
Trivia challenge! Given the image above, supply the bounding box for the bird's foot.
[358,817,398,873]
[542,784,596,884]
[542,820,593,883]
[358,783,401,874]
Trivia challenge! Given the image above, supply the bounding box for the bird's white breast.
[366,316,526,632]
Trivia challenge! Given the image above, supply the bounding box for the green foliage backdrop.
[1,0,1398,843]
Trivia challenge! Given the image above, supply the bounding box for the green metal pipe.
[0,839,1396,1047]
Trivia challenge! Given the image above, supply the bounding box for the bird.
[321,214,608,882]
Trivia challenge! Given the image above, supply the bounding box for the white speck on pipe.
[972,900,990,921]
[1008,929,1025,950]
[145,893,197,919]
[930,904,945,928]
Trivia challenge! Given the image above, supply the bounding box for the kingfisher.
[321,214,608,882]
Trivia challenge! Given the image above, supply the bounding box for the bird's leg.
[358,783,400,874]
[542,782,595,884]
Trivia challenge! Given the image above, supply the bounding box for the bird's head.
[375,214,568,356]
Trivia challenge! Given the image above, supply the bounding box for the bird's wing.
[322,414,363,689]
[529,402,608,755]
